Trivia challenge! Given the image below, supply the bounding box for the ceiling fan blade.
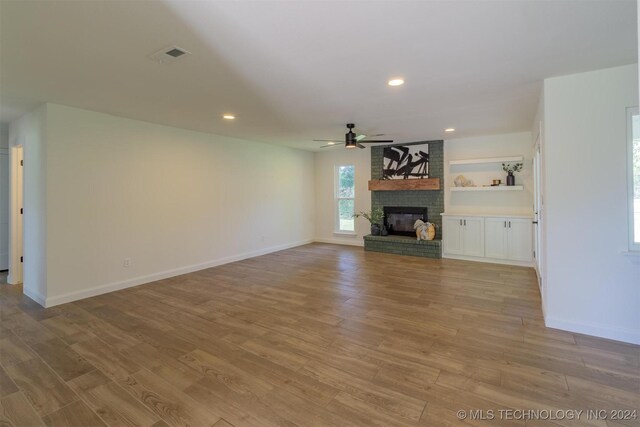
[360,140,394,143]
[355,134,366,141]
[313,139,339,142]
[356,143,366,149]
[320,144,340,148]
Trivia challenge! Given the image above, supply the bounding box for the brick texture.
[366,140,444,259]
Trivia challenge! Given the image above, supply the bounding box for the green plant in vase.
[502,163,523,186]
[354,208,384,236]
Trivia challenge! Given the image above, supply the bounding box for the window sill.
[333,231,358,237]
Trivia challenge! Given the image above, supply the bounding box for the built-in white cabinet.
[442,216,484,257]
[484,218,532,262]
[442,214,533,266]
[484,218,509,259]
[505,218,533,262]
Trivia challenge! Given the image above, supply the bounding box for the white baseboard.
[443,253,533,267]
[42,239,313,308]
[23,286,46,306]
[545,316,640,345]
[313,237,364,247]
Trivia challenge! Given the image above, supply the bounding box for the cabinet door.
[443,217,464,255]
[507,218,533,262]
[484,218,508,259]
[462,217,484,257]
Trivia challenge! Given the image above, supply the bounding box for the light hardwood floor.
[0,243,638,427]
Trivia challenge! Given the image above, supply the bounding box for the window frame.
[334,164,356,234]
[627,106,640,252]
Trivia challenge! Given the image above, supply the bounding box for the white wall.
[13,103,315,306]
[314,148,371,246]
[8,106,47,301]
[543,64,640,344]
[0,124,8,149]
[444,132,533,215]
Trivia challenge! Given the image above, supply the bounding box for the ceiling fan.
[313,123,393,149]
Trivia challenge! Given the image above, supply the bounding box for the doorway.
[8,145,23,285]
[0,148,8,274]
[532,134,544,297]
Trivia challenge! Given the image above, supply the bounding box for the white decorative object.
[454,175,467,187]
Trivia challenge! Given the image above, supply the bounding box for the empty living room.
[0,0,639,426]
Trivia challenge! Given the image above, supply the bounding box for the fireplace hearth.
[383,206,428,236]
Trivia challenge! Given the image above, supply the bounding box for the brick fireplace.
[363,140,444,258]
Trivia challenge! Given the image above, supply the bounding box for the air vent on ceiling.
[149,45,191,64]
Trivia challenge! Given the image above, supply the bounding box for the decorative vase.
[380,225,389,236]
[371,224,381,236]
[506,171,515,186]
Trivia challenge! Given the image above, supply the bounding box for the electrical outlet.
[123,258,132,268]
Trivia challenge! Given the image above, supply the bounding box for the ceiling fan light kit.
[315,123,393,149]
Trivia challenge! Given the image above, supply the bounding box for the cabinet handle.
[509,221,511,228]
[504,221,506,228]
[459,219,462,226]
[464,220,466,226]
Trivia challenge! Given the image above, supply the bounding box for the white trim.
[627,106,639,252]
[449,156,524,166]
[314,237,364,247]
[7,145,23,285]
[23,286,45,306]
[40,239,312,307]
[545,316,640,345]
[441,212,533,219]
[442,253,533,268]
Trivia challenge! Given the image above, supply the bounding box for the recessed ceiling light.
[327,142,335,145]
[445,128,456,132]
[388,78,405,87]
[222,114,236,120]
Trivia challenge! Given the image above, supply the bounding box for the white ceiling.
[0,0,636,151]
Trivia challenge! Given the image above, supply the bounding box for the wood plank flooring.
[0,243,638,426]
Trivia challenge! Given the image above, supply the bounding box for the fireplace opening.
[383,206,428,236]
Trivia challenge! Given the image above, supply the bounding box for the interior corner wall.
[543,64,640,344]
[314,147,371,246]
[8,105,47,304]
[443,132,534,215]
[35,103,314,306]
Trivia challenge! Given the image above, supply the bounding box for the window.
[628,107,640,251]
[335,165,355,232]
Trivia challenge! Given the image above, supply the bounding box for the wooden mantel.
[368,178,440,191]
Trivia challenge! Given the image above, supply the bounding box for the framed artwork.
[382,143,429,180]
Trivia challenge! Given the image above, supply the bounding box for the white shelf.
[450,185,523,192]
[449,156,523,166]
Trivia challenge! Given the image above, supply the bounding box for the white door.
[462,217,484,257]
[507,219,533,262]
[0,149,7,270]
[443,217,463,255]
[484,218,508,259]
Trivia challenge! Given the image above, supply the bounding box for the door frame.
[532,130,544,297]
[0,148,8,271]
[8,145,23,285]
